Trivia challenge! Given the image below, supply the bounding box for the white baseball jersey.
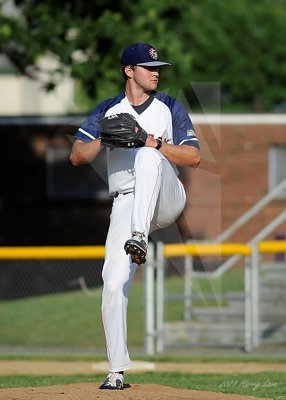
[74,91,199,196]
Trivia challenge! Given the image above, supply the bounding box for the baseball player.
[70,42,200,390]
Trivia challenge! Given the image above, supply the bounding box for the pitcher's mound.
[0,383,271,400]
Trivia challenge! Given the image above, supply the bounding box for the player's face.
[132,65,159,91]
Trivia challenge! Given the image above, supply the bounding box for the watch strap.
[155,137,162,150]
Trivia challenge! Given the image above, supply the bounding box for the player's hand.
[145,134,158,148]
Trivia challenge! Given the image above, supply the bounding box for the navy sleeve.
[156,92,199,148]
[74,93,125,142]
[171,99,200,148]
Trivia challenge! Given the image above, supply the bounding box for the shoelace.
[106,372,123,387]
[132,231,145,240]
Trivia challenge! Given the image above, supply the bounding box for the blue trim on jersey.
[74,90,199,149]
[154,92,200,149]
[74,92,126,142]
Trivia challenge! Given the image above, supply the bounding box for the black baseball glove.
[100,113,148,148]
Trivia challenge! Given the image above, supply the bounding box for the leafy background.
[1,0,286,112]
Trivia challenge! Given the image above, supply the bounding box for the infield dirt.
[0,382,273,400]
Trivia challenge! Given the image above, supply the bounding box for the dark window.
[46,145,109,201]
[269,145,286,199]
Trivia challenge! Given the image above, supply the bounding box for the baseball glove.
[100,113,148,148]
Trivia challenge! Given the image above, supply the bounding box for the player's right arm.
[70,93,125,166]
[70,103,104,166]
[70,138,103,166]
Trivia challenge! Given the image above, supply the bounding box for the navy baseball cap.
[120,43,171,67]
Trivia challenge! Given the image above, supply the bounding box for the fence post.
[144,242,155,355]
[251,243,260,349]
[244,254,253,352]
[156,241,165,353]
[184,253,193,321]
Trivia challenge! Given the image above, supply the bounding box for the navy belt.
[113,191,133,198]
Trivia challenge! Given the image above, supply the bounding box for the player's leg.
[101,193,137,384]
[125,147,186,264]
[150,157,186,233]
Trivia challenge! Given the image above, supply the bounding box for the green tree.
[1,0,286,112]
[181,0,286,111]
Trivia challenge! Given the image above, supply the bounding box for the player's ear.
[124,65,135,79]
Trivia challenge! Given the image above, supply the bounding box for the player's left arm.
[146,98,200,167]
[145,137,200,168]
[159,142,200,168]
[163,99,200,168]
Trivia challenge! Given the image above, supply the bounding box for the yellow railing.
[258,240,286,254]
[164,243,251,257]
[0,246,105,259]
[163,241,286,257]
[0,241,285,260]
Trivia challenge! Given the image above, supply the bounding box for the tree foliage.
[1,0,286,112]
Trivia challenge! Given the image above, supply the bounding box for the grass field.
[2,268,285,398]
[0,268,244,349]
[0,371,286,399]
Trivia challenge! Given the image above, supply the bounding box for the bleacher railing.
[146,240,286,354]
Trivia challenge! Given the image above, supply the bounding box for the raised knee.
[137,146,158,156]
[135,147,162,166]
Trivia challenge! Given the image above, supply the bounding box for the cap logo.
[149,48,158,60]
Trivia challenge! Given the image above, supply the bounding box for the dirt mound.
[0,383,272,400]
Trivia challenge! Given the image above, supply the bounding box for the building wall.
[0,74,75,115]
[184,115,286,242]
[0,115,285,246]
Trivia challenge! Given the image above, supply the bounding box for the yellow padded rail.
[258,240,286,254]
[0,241,285,260]
[0,246,105,259]
[163,243,251,258]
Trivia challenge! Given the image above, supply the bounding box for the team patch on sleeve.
[179,129,199,147]
[187,129,195,137]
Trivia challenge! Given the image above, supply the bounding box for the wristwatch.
[155,137,163,150]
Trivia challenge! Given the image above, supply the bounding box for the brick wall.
[182,116,286,242]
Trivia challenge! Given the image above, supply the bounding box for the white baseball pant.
[101,147,186,372]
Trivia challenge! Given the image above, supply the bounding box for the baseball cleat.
[99,372,124,390]
[124,235,147,265]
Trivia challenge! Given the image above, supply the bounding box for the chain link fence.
[0,251,146,354]
[0,259,104,301]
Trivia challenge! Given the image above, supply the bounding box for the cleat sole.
[124,241,147,265]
